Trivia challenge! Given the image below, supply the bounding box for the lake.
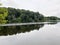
[0,22,60,45]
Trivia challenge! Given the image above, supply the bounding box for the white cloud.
[0,0,60,17]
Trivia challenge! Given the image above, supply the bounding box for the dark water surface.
[0,22,60,45]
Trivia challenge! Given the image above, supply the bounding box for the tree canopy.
[0,7,8,24]
[0,7,60,24]
[7,7,44,23]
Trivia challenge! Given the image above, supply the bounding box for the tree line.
[0,7,60,24]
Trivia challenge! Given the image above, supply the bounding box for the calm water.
[0,22,60,45]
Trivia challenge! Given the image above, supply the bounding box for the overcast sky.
[0,0,60,17]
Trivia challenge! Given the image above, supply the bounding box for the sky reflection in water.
[0,22,60,45]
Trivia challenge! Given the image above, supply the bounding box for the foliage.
[44,16,60,22]
[7,7,44,23]
[0,7,8,24]
[0,7,59,24]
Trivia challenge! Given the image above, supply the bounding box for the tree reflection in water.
[0,24,44,36]
[0,22,58,36]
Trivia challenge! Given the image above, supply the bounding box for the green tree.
[0,7,8,24]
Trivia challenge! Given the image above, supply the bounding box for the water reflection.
[0,22,57,36]
[0,24,44,36]
[48,22,57,25]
